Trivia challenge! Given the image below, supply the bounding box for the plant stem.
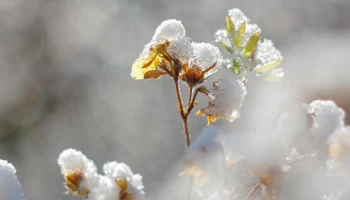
[244,183,260,200]
[173,77,191,148]
[188,87,193,105]
[186,87,202,116]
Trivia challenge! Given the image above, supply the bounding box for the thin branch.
[173,76,191,148]
[174,76,185,118]
[244,183,261,200]
[188,86,193,106]
[186,87,204,117]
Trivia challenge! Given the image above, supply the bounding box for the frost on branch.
[0,160,26,200]
[214,8,283,82]
[131,19,223,87]
[197,79,247,124]
[58,149,145,200]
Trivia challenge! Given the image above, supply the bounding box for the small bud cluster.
[214,8,283,82]
[58,149,145,200]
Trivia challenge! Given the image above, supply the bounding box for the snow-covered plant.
[129,7,285,200]
[57,149,145,200]
[214,8,283,82]
[2,6,350,200]
[0,160,26,200]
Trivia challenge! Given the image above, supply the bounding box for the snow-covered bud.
[0,160,26,200]
[58,149,98,198]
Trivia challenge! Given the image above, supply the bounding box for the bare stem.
[244,183,261,200]
[173,76,191,148]
[186,87,203,117]
[188,86,193,105]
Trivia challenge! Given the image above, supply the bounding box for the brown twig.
[186,86,204,117]
[244,183,261,200]
[188,86,193,106]
[173,75,191,148]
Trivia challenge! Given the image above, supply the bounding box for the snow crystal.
[254,39,283,71]
[214,29,232,49]
[151,19,186,45]
[228,8,249,29]
[87,176,119,200]
[189,42,223,78]
[168,36,193,63]
[308,100,345,132]
[203,79,247,122]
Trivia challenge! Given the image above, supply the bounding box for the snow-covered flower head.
[197,79,247,124]
[131,19,223,86]
[87,175,120,200]
[58,148,98,198]
[103,161,145,200]
[0,160,26,200]
[214,8,283,82]
[308,100,345,133]
[151,19,186,46]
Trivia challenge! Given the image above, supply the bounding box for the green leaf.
[218,41,233,54]
[225,15,235,38]
[232,59,240,74]
[254,59,282,73]
[233,22,246,50]
[243,32,260,58]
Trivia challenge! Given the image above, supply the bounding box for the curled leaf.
[144,70,167,79]
[243,32,260,58]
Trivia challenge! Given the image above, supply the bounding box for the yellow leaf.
[207,116,215,125]
[243,32,260,58]
[196,109,205,116]
[225,15,235,37]
[254,59,282,73]
[233,22,245,50]
[131,53,161,80]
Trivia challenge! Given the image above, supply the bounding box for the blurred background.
[0,0,349,199]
